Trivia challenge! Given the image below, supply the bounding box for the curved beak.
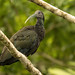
[24,14,36,24]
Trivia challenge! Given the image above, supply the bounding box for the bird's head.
[25,10,44,24]
[35,10,44,20]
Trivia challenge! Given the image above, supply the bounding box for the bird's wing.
[10,30,39,56]
[0,30,38,62]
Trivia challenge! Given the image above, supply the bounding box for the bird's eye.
[38,12,41,14]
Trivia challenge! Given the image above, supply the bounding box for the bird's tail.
[0,62,5,66]
[0,57,18,66]
[0,54,5,66]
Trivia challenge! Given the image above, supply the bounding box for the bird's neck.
[36,18,44,26]
[35,18,45,41]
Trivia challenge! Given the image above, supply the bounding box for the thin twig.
[39,52,75,69]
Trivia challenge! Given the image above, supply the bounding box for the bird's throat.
[36,18,44,26]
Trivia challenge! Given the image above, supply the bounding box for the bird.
[0,10,45,66]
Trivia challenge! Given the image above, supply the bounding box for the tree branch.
[0,30,42,75]
[29,0,75,23]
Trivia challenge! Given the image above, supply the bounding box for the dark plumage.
[0,10,45,66]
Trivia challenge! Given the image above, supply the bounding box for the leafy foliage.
[0,0,75,75]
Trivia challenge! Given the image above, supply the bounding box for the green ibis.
[0,10,45,66]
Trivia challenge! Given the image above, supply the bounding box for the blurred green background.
[0,0,75,75]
